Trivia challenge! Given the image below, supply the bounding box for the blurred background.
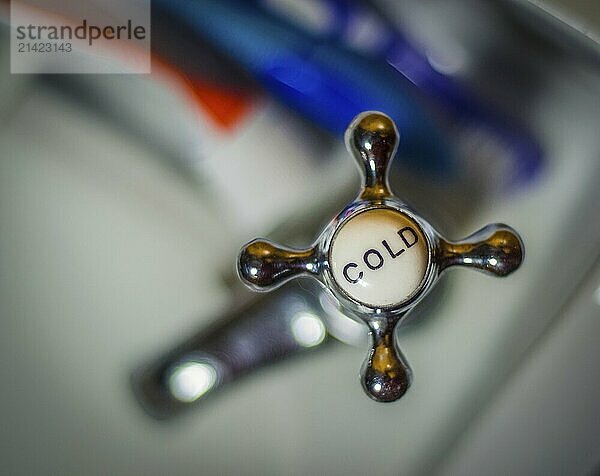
[1,0,599,474]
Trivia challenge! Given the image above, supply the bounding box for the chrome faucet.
[132,111,523,415]
[131,281,341,419]
[237,111,524,402]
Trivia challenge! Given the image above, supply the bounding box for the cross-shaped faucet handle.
[238,112,524,402]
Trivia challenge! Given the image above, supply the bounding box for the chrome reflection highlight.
[291,311,326,347]
[318,291,368,347]
[168,360,217,403]
[131,282,333,419]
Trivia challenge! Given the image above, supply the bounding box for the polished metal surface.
[238,111,524,402]
[132,281,333,419]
